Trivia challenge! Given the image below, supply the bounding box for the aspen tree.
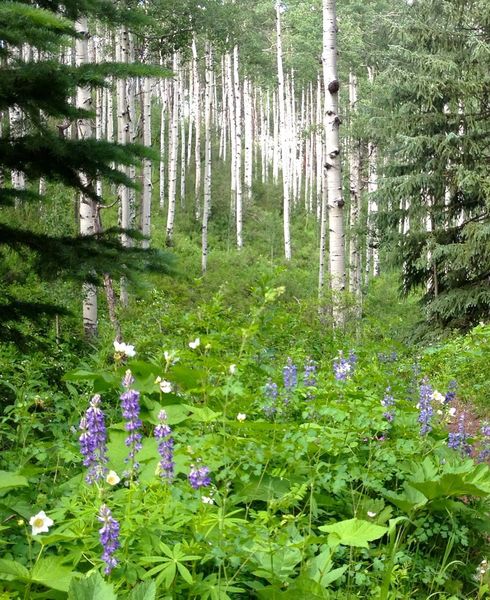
[315,76,323,221]
[202,43,213,274]
[166,51,180,245]
[348,72,361,296]
[141,75,152,249]
[276,0,291,261]
[179,61,186,207]
[323,0,345,322]
[366,66,379,280]
[243,77,253,201]
[192,38,202,219]
[233,45,243,249]
[76,17,97,337]
[225,52,236,215]
[158,74,168,210]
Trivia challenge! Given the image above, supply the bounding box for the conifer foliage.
[0,1,172,342]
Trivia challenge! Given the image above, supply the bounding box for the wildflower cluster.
[304,358,317,400]
[445,380,457,404]
[448,412,472,456]
[479,424,490,462]
[155,410,174,482]
[98,504,120,574]
[333,350,356,381]
[418,378,434,435]
[381,387,395,422]
[120,373,143,477]
[79,394,108,483]
[188,462,211,489]
[263,379,278,418]
[113,340,136,359]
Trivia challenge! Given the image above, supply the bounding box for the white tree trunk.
[243,77,253,201]
[323,0,345,322]
[141,76,152,248]
[233,46,243,249]
[276,1,291,261]
[192,38,202,219]
[76,17,97,337]
[166,52,180,245]
[202,44,213,274]
[348,72,361,297]
[159,75,168,210]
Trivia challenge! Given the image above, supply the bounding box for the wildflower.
[163,350,179,366]
[367,511,377,518]
[229,364,237,375]
[478,423,490,462]
[120,389,143,476]
[418,378,434,435]
[304,358,317,387]
[189,338,200,349]
[283,357,297,390]
[445,380,457,404]
[113,340,136,358]
[188,462,211,489]
[202,496,214,505]
[381,386,395,422]
[236,413,247,422]
[29,511,54,536]
[263,379,278,417]
[432,390,445,405]
[79,394,108,483]
[122,369,134,389]
[98,505,120,575]
[333,351,352,381]
[448,412,472,456]
[155,376,172,394]
[154,410,174,483]
[448,407,457,417]
[106,471,120,486]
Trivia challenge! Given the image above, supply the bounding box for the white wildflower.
[113,340,136,358]
[432,391,446,405]
[29,511,54,536]
[367,511,377,518]
[229,364,237,375]
[189,338,200,350]
[449,407,457,417]
[202,496,214,505]
[236,413,247,422]
[106,470,120,486]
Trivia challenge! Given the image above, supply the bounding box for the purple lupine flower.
[304,358,317,400]
[79,394,108,483]
[155,410,174,482]
[120,388,143,476]
[445,380,457,404]
[98,504,120,575]
[478,423,490,462]
[188,463,211,489]
[304,358,317,387]
[381,386,395,422]
[283,357,297,390]
[122,368,135,389]
[333,352,352,381]
[418,378,434,435]
[263,379,278,417]
[448,412,472,456]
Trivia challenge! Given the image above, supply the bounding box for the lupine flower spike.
[98,505,120,575]
[418,378,434,435]
[381,387,395,422]
[333,351,353,381]
[79,394,108,483]
[448,412,472,456]
[188,461,211,489]
[263,379,278,417]
[120,385,143,478]
[155,410,174,482]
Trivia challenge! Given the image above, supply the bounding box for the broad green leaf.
[129,580,156,600]
[0,559,29,581]
[31,556,76,592]
[68,571,117,600]
[319,518,388,548]
[384,484,428,514]
[0,470,28,491]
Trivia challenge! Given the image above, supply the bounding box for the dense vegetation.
[0,0,489,598]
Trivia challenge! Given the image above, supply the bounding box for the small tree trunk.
[202,43,213,274]
[141,76,152,248]
[166,52,180,246]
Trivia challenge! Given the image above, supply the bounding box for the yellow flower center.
[33,518,44,528]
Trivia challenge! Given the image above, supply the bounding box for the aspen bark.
[348,72,361,296]
[202,44,213,274]
[76,17,98,337]
[233,46,243,249]
[141,76,152,248]
[159,75,168,210]
[166,52,180,245]
[192,39,202,219]
[276,0,292,261]
[323,0,345,322]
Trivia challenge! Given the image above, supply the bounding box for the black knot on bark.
[328,79,340,94]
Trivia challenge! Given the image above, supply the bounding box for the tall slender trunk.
[233,46,243,249]
[141,76,152,248]
[166,52,180,246]
[276,1,291,261]
[192,38,202,219]
[348,72,361,297]
[323,0,345,323]
[159,75,168,210]
[202,44,213,274]
[76,17,98,337]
